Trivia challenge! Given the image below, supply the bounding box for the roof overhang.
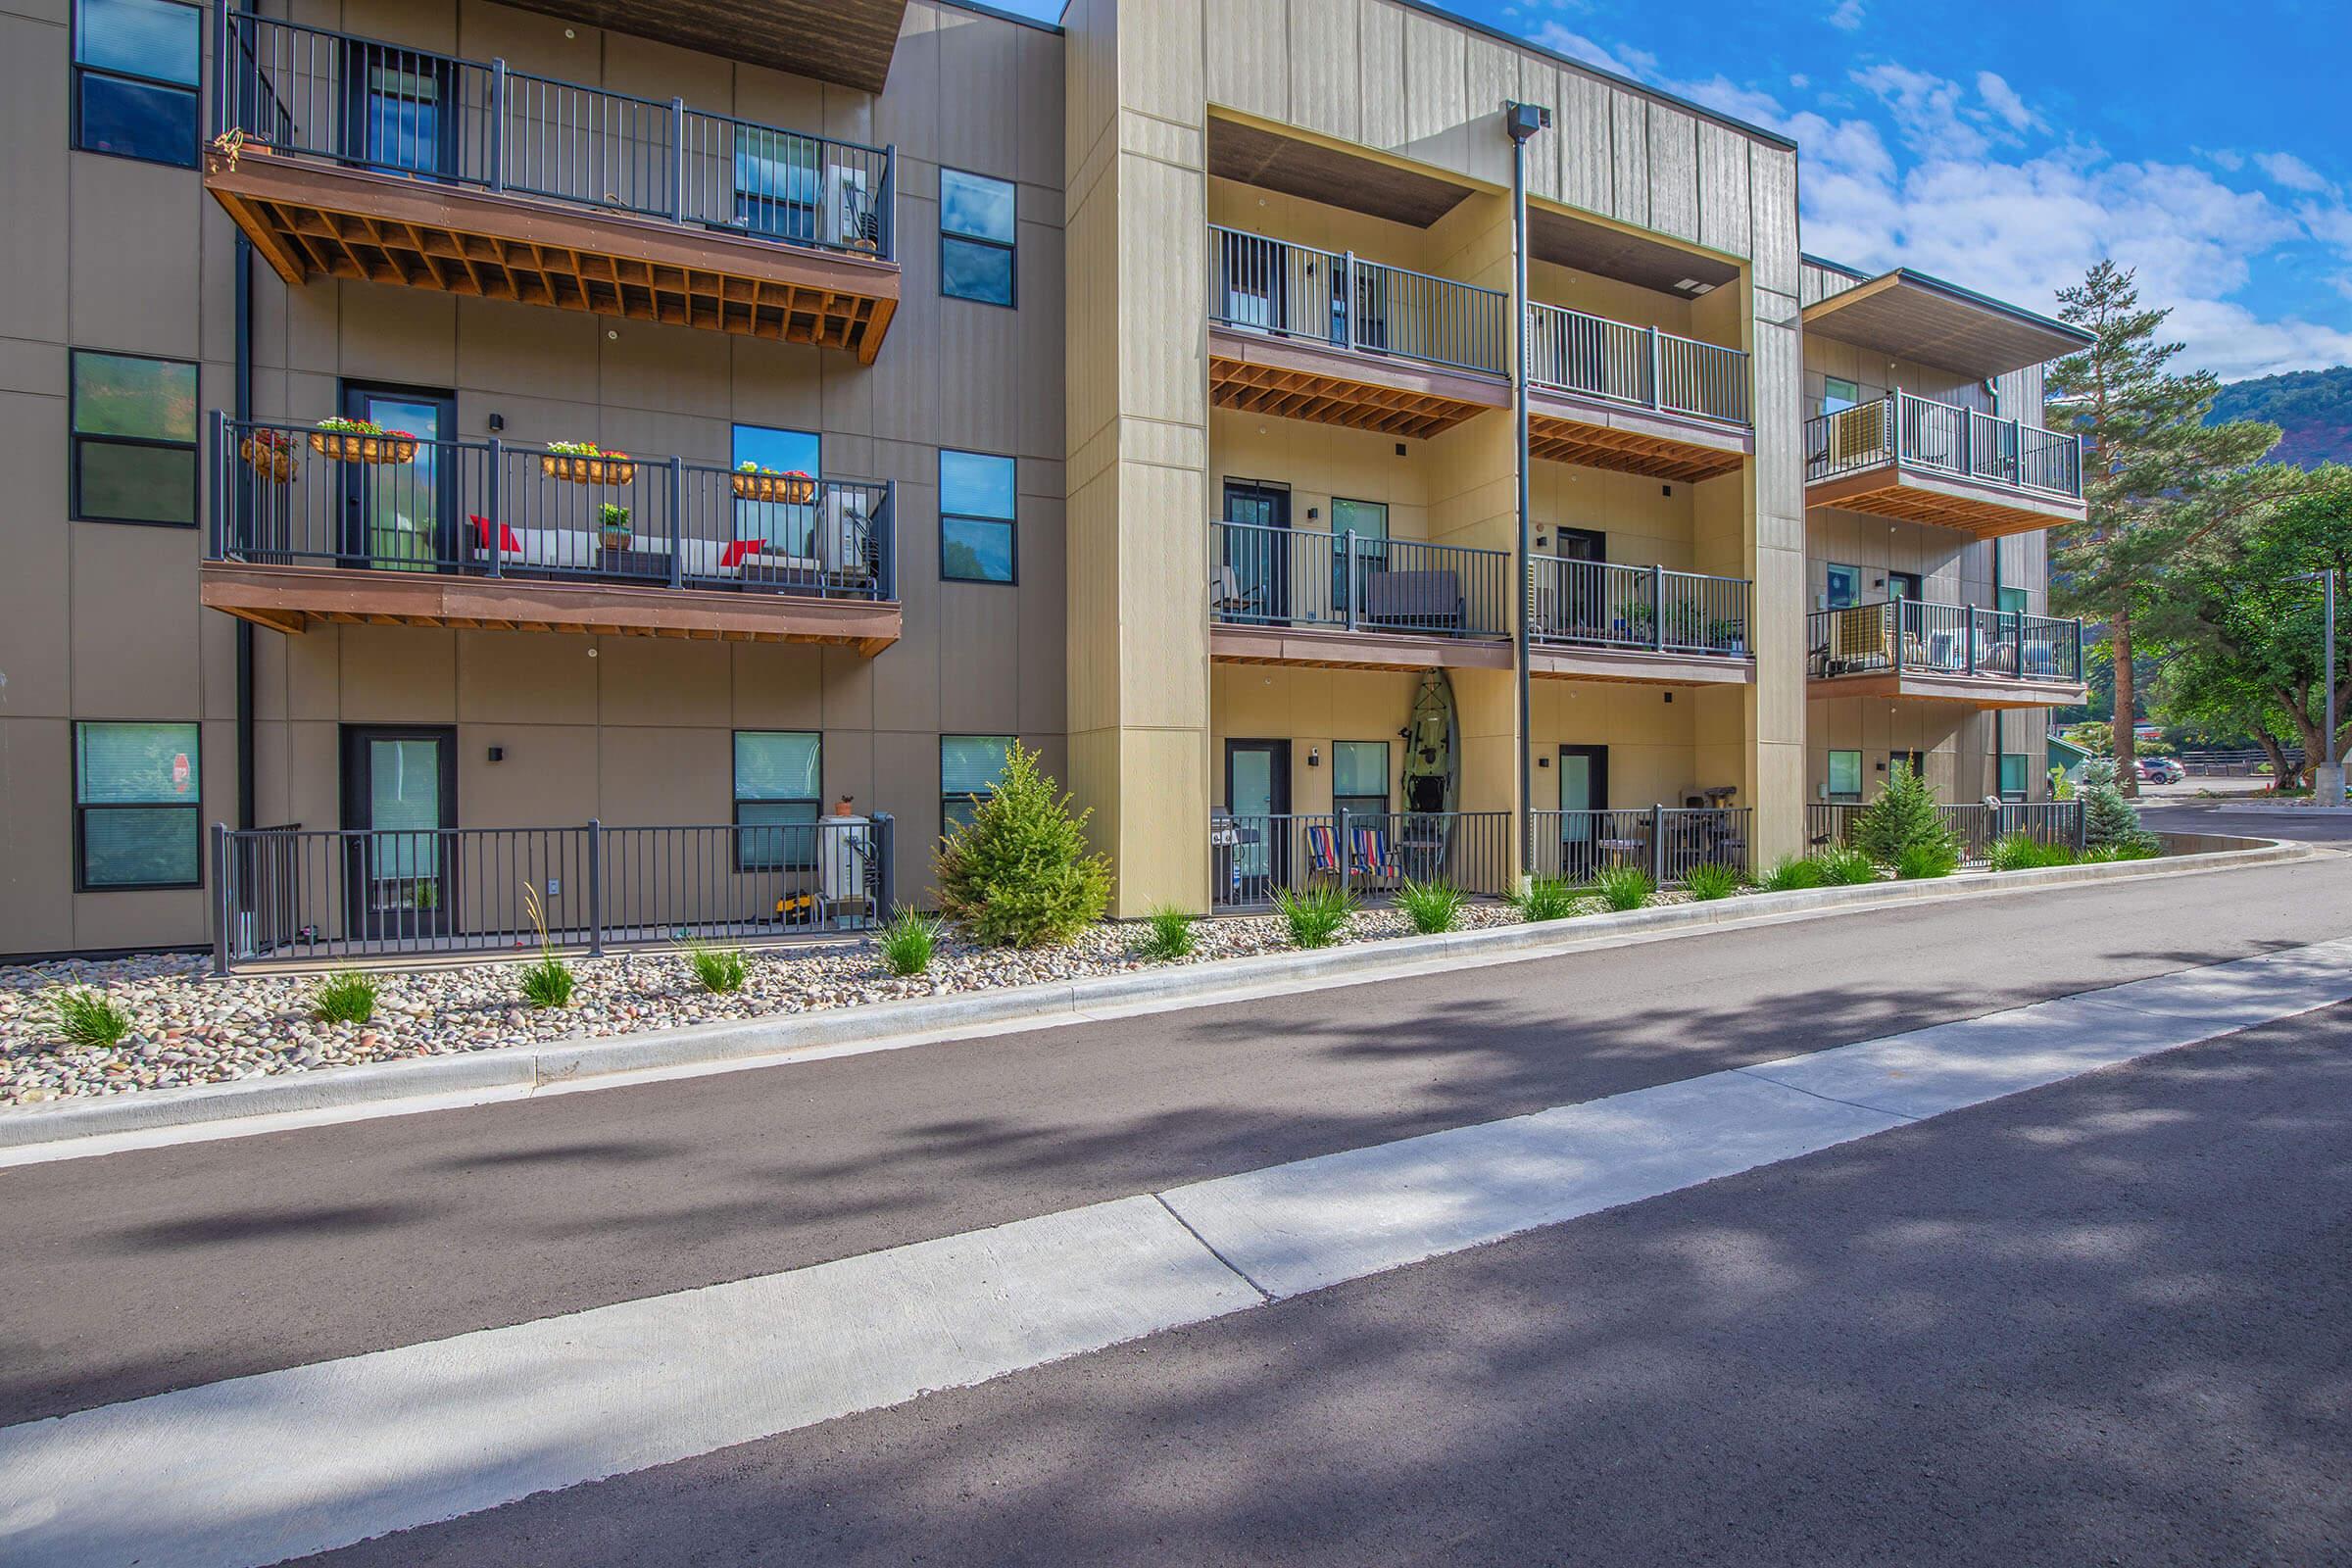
[496,0,907,92]
[1803,269,2090,380]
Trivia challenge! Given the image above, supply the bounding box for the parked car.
[2137,758,2184,784]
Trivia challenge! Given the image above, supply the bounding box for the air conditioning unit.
[823,165,876,252]
[819,486,871,573]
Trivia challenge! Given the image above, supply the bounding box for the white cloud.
[1975,72,2040,135]
[1826,0,1865,31]
[2255,151,2334,194]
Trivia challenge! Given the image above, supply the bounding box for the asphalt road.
[290,1000,2352,1567]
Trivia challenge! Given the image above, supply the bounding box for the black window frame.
[942,734,1014,837]
[71,0,203,171]
[939,167,1017,308]
[74,719,204,892]
[1332,739,1391,826]
[69,347,202,528]
[1822,375,1861,417]
[1826,748,1863,805]
[731,730,823,873]
[939,448,1017,585]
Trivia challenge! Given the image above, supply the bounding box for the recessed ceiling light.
[1676,278,1703,290]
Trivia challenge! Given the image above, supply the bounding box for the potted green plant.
[1706,616,1747,656]
[732,463,816,504]
[542,441,635,485]
[309,416,416,465]
[597,502,632,551]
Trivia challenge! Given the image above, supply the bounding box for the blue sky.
[982,0,2352,382]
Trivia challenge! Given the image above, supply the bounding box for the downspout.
[1505,103,1546,879]
[1990,536,2002,802]
[230,2,255,833]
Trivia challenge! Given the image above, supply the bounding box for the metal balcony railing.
[1207,225,1507,377]
[1524,302,1750,425]
[1210,518,1512,639]
[213,7,896,260]
[1529,806,1754,884]
[1805,393,2082,499]
[212,817,896,971]
[1806,801,2085,865]
[1527,558,1751,657]
[1208,809,1514,910]
[1807,599,2084,684]
[212,415,896,602]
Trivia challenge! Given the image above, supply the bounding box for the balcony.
[1524,303,1752,482]
[1527,559,1754,686]
[1807,600,2086,708]
[202,416,901,653]
[1806,394,2085,537]
[1208,519,1511,671]
[1206,228,1509,438]
[207,12,899,360]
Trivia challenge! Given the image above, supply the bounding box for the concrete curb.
[0,833,2312,1152]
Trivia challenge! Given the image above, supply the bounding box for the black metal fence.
[1208,810,1514,911]
[1808,599,2083,683]
[1528,559,1751,657]
[214,9,895,258]
[214,416,896,601]
[1207,226,1508,377]
[1805,393,2083,499]
[1527,807,1753,885]
[212,817,896,972]
[1805,800,2085,865]
[1211,519,1511,639]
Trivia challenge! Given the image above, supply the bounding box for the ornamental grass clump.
[1987,833,2079,872]
[1134,905,1199,961]
[516,884,576,1009]
[878,909,942,976]
[45,987,130,1052]
[1813,847,1880,886]
[1396,878,1468,934]
[680,940,749,994]
[1594,864,1654,911]
[1512,874,1581,922]
[1756,855,1826,893]
[1274,884,1357,949]
[935,743,1113,948]
[1896,839,1962,880]
[311,970,380,1025]
[1850,761,1961,871]
[1681,862,1741,902]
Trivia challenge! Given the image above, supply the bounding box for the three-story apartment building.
[0,0,2087,960]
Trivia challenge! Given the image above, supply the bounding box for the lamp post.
[2291,568,2342,804]
[1504,100,1548,883]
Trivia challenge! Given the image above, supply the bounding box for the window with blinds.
[1333,740,1389,824]
[734,731,821,871]
[75,721,200,889]
[942,735,1014,834]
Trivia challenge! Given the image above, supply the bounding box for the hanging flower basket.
[732,467,816,504]
[542,444,636,486]
[307,429,417,465]
[240,431,298,483]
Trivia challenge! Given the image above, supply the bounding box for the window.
[1822,376,1860,416]
[940,169,1015,306]
[943,735,1013,835]
[733,424,822,558]
[735,128,821,243]
[733,732,821,871]
[75,721,201,889]
[1997,586,2030,616]
[1330,498,1388,613]
[1333,741,1389,825]
[1824,564,1861,611]
[1827,750,1862,804]
[940,450,1015,583]
[72,350,199,526]
[74,0,200,167]
[1999,752,2029,802]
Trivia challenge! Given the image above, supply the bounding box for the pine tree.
[1850,761,1957,867]
[2076,759,2155,853]
[935,743,1114,947]
[2047,261,2300,794]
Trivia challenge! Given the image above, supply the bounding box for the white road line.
[2,941,2347,1568]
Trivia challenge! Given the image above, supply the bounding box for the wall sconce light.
[1537,755,1550,768]
[486,746,506,762]
[1663,691,1674,704]
[486,413,506,432]
[1306,507,1319,520]
[1307,746,1321,767]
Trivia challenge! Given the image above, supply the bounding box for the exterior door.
[1553,526,1606,639]
[1223,739,1292,901]
[341,384,455,572]
[1218,229,1285,331]
[1222,479,1291,623]
[1330,497,1387,624]
[342,40,460,177]
[341,726,457,942]
[1557,744,1608,879]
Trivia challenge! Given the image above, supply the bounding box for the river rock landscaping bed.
[1,901,1561,1106]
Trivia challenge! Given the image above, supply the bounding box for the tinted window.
[940,169,1016,306]
[940,450,1015,584]
[72,350,199,525]
[74,0,199,167]
[76,721,201,888]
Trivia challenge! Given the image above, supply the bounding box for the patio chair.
[1211,564,1265,619]
[1348,824,1401,886]
[1303,823,1344,881]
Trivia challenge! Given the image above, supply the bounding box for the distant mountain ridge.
[2210,365,2352,468]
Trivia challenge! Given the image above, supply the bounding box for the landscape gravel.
[0,900,1619,1106]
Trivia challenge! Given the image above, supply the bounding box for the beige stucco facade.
[0,0,2082,957]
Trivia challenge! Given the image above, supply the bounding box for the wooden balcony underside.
[1806,464,2085,539]
[1809,670,2087,709]
[206,148,899,362]
[1530,645,1756,687]
[1210,623,1511,673]
[1208,327,1506,439]
[1527,391,1750,483]
[202,562,902,654]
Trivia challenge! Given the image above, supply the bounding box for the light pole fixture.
[1504,99,1548,883]
[2290,568,2343,803]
